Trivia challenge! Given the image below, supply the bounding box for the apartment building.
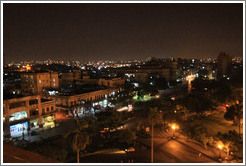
[21,72,59,94]
[59,69,81,87]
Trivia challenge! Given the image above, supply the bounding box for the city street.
[135,130,220,163]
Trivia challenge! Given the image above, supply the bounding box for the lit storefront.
[10,122,28,138]
[93,99,109,108]
[43,115,55,128]
[29,119,40,129]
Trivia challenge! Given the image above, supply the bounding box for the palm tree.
[148,107,160,163]
[65,117,89,163]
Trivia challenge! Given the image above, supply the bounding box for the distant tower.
[217,52,232,79]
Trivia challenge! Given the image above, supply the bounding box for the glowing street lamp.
[172,124,176,137]
[218,144,224,159]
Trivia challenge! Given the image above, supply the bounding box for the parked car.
[125,147,135,152]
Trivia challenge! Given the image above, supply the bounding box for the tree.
[208,136,214,146]
[177,92,216,115]
[216,130,243,159]
[224,105,236,121]
[112,129,136,148]
[160,100,177,125]
[201,133,209,150]
[211,80,232,103]
[182,117,209,141]
[224,141,232,156]
[224,103,243,135]
[176,105,189,119]
[148,107,160,163]
[235,103,243,136]
[95,108,123,132]
[65,117,89,163]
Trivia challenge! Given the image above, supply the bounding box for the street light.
[171,124,176,138]
[218,144,224,159]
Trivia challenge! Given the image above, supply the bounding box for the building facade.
[21,72,59,94]
[98,78,125,87]
[59,69,81,87]
[53,88,119,117]
[217,52,232,79]
[109,61,177,83]
[3,95,56,138]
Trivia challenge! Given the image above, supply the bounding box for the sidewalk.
[20,119,77,142]
[137,128,231,163]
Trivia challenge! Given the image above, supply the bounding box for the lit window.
[39,80,41,83]
[53,78,55,82]
[54,83,55,86]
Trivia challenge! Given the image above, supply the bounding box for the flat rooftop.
[3,93,26,100]
[57,87,107,96]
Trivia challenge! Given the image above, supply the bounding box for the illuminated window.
[39,80,41,83]
[53,78,55,82]
[54,83,55,86]
[9,111,27,122]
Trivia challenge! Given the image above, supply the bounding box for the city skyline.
[2,2,244,164]
[3,3,243,63]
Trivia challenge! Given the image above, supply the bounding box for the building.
[98,78,125,87]
[108,58,177,83]
[109,65,177,83]
[3,71,22,95]
[3,95,56,138]
[217,52,232,79]
[59,69,81,87]
[76,76,125,88]
[53,88,119,117]
[21,72,59,94]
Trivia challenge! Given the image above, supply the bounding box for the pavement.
[16,119,77,142]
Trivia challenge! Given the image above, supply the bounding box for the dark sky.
[3,3,243,62]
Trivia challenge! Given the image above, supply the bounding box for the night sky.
[3,3,243,63]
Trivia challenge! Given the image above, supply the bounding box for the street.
[135,129,219,163]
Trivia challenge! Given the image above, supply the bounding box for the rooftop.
[3,92,26,100]
[57,86,107,96]
[3,143,60,163]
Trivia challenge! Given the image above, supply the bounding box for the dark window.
[30,109,39,116]
[29,99,38,105]
[42,108,45,115]
[47,107,50,112]
[9,101,26,109]
[51,106,54,111]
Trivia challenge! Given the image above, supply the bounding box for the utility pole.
[151,120,154,163]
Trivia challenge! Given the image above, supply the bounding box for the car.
[125,147,135,152]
